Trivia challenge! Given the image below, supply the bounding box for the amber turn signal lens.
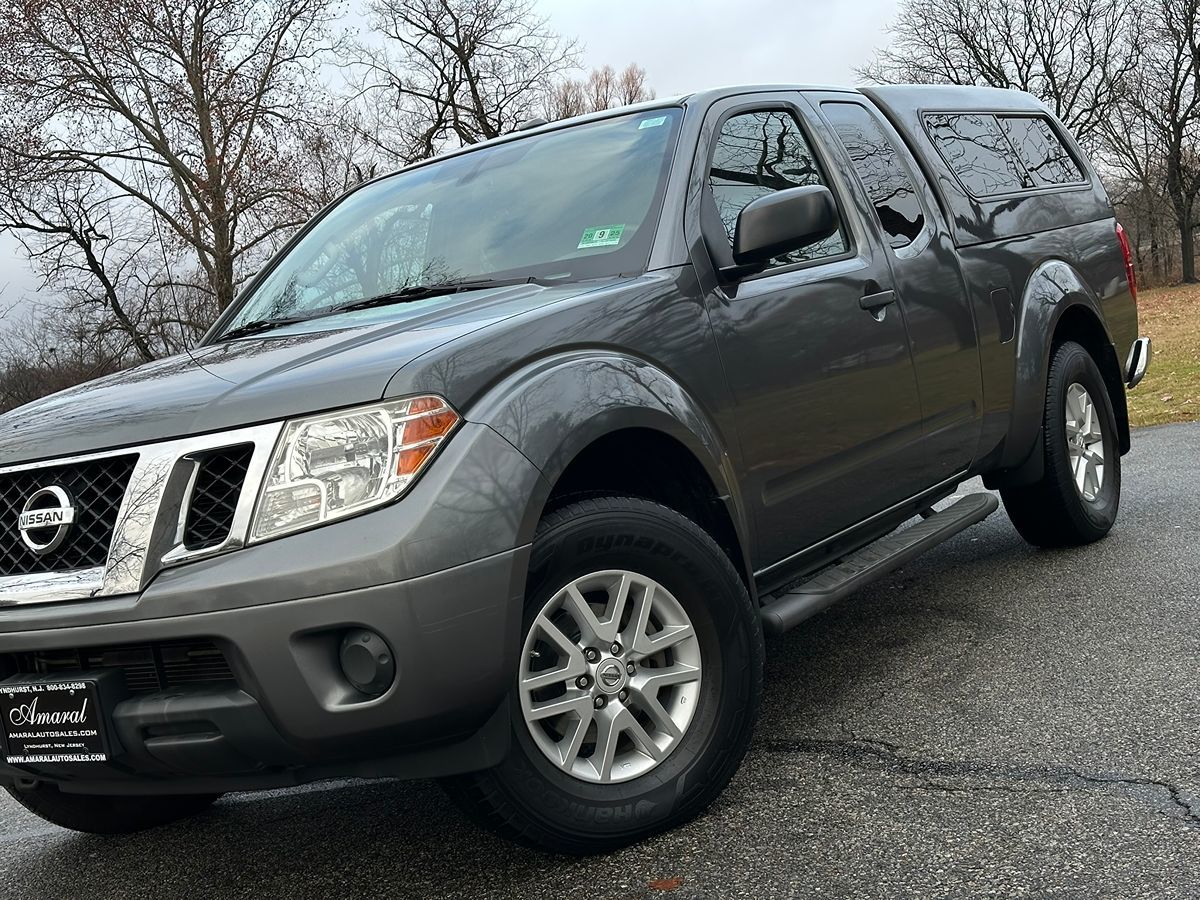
[396,443,437,477]
[396,401,459,476]
[403,409,459,445]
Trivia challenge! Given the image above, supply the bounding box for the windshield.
[220,109,682,335]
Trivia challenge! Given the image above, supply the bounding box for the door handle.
[859,289,897,312]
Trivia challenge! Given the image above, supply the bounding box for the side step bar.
[759,493,999,637]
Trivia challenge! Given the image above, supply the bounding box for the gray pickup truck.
[0,83,1150,853]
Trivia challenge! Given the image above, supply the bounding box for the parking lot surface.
[2,422,1198,898]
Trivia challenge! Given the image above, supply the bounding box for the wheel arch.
[466,351,755,597]
[985,261,1129,488]
[1051,305,1130,454]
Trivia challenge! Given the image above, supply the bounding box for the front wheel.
[442,496,763,854]
[1001,340,1121,547]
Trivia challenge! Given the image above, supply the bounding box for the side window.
[822,101,926,249]
[999,116,1085,186]
[708,110,848,268]
[925,112,1034,196]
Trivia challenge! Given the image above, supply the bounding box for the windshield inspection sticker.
[578,225,625,249]
[639,116,668,129]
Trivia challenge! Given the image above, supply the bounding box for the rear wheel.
[442,496,762,854]
[4,782,220,834]
[1001,340,1121,547]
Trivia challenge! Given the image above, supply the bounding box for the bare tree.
[858,0,1143,148]
[356,0,579,162]
[544,78,587,122]
[0,303,133,413]
[545,64,655,120]
[0,0,344,316]
[1106,0,1200,282]
[297,107,387,209]
[0,151,170,361]
[1110,171,1177,284]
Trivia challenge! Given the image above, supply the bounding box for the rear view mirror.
[731,185,839,267]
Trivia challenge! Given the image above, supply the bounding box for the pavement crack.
[759,737,1200,827]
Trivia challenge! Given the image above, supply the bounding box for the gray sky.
[0,0,901,324]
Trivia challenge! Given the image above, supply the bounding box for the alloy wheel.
[1065,381,1105,502]
[518,570,703,784]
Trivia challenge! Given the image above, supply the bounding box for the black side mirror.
[731,185,839,268]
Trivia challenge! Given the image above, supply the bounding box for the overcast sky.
[0,0,901,323]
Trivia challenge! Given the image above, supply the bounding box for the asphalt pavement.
[1,422,1198,899]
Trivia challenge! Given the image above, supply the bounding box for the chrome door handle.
[859,289,897,312]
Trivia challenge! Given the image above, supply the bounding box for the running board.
[759,493,999,637]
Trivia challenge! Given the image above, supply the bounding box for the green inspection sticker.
[638,116,668,129]
[578,224,625,249]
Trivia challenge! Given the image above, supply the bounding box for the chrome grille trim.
[0,422,283,608]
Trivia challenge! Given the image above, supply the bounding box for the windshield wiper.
[219,314,319,342]
[219,275,560,342]
[331,276,545,313]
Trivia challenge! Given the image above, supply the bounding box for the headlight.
[250,396,459,542]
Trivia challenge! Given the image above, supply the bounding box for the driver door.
[694,95,928,571]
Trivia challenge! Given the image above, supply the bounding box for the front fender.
[465,350,750,553]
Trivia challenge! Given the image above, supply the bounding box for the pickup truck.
[0,83,1150,853]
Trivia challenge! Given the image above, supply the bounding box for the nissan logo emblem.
[17,486,76,555]
[598,661,624,689]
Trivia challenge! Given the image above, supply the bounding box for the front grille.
[4,639,237,695]
[183,445,253,551]
[0,455,137,577]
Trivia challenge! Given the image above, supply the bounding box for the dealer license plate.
[0,679,108,764]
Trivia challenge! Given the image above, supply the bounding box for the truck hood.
[0,279,622,465]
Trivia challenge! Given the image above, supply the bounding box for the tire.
[4,783,220,835]
[1001,340,1121,547]
[442,496,763,854]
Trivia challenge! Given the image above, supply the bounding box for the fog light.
[339,629,396,697]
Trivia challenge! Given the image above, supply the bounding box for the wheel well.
[1053,305,1130,453]
[542,428,750,588]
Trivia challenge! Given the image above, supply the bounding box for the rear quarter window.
[998,115,1085,186]
[924,113,1033,196]
[924,112,1087,197]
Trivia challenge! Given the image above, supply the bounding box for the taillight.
[1116,223,1137,301]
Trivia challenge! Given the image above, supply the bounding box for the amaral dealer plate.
[1,679,108,764]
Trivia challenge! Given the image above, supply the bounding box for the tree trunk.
[1181,219,1197,283]
[210,216,237,311]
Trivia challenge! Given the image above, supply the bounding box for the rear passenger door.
[815,95,983,485]
[691,95,928,570]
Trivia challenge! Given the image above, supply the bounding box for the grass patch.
[1125,283,1200,427]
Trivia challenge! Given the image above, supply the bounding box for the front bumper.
[0,546,529,794]
[0,422,545,794]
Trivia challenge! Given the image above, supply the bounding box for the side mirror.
[731,185,839,268]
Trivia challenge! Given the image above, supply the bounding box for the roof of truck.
[680,83,1046,110]
[681,83,858,102]
[863,83,1048,112]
